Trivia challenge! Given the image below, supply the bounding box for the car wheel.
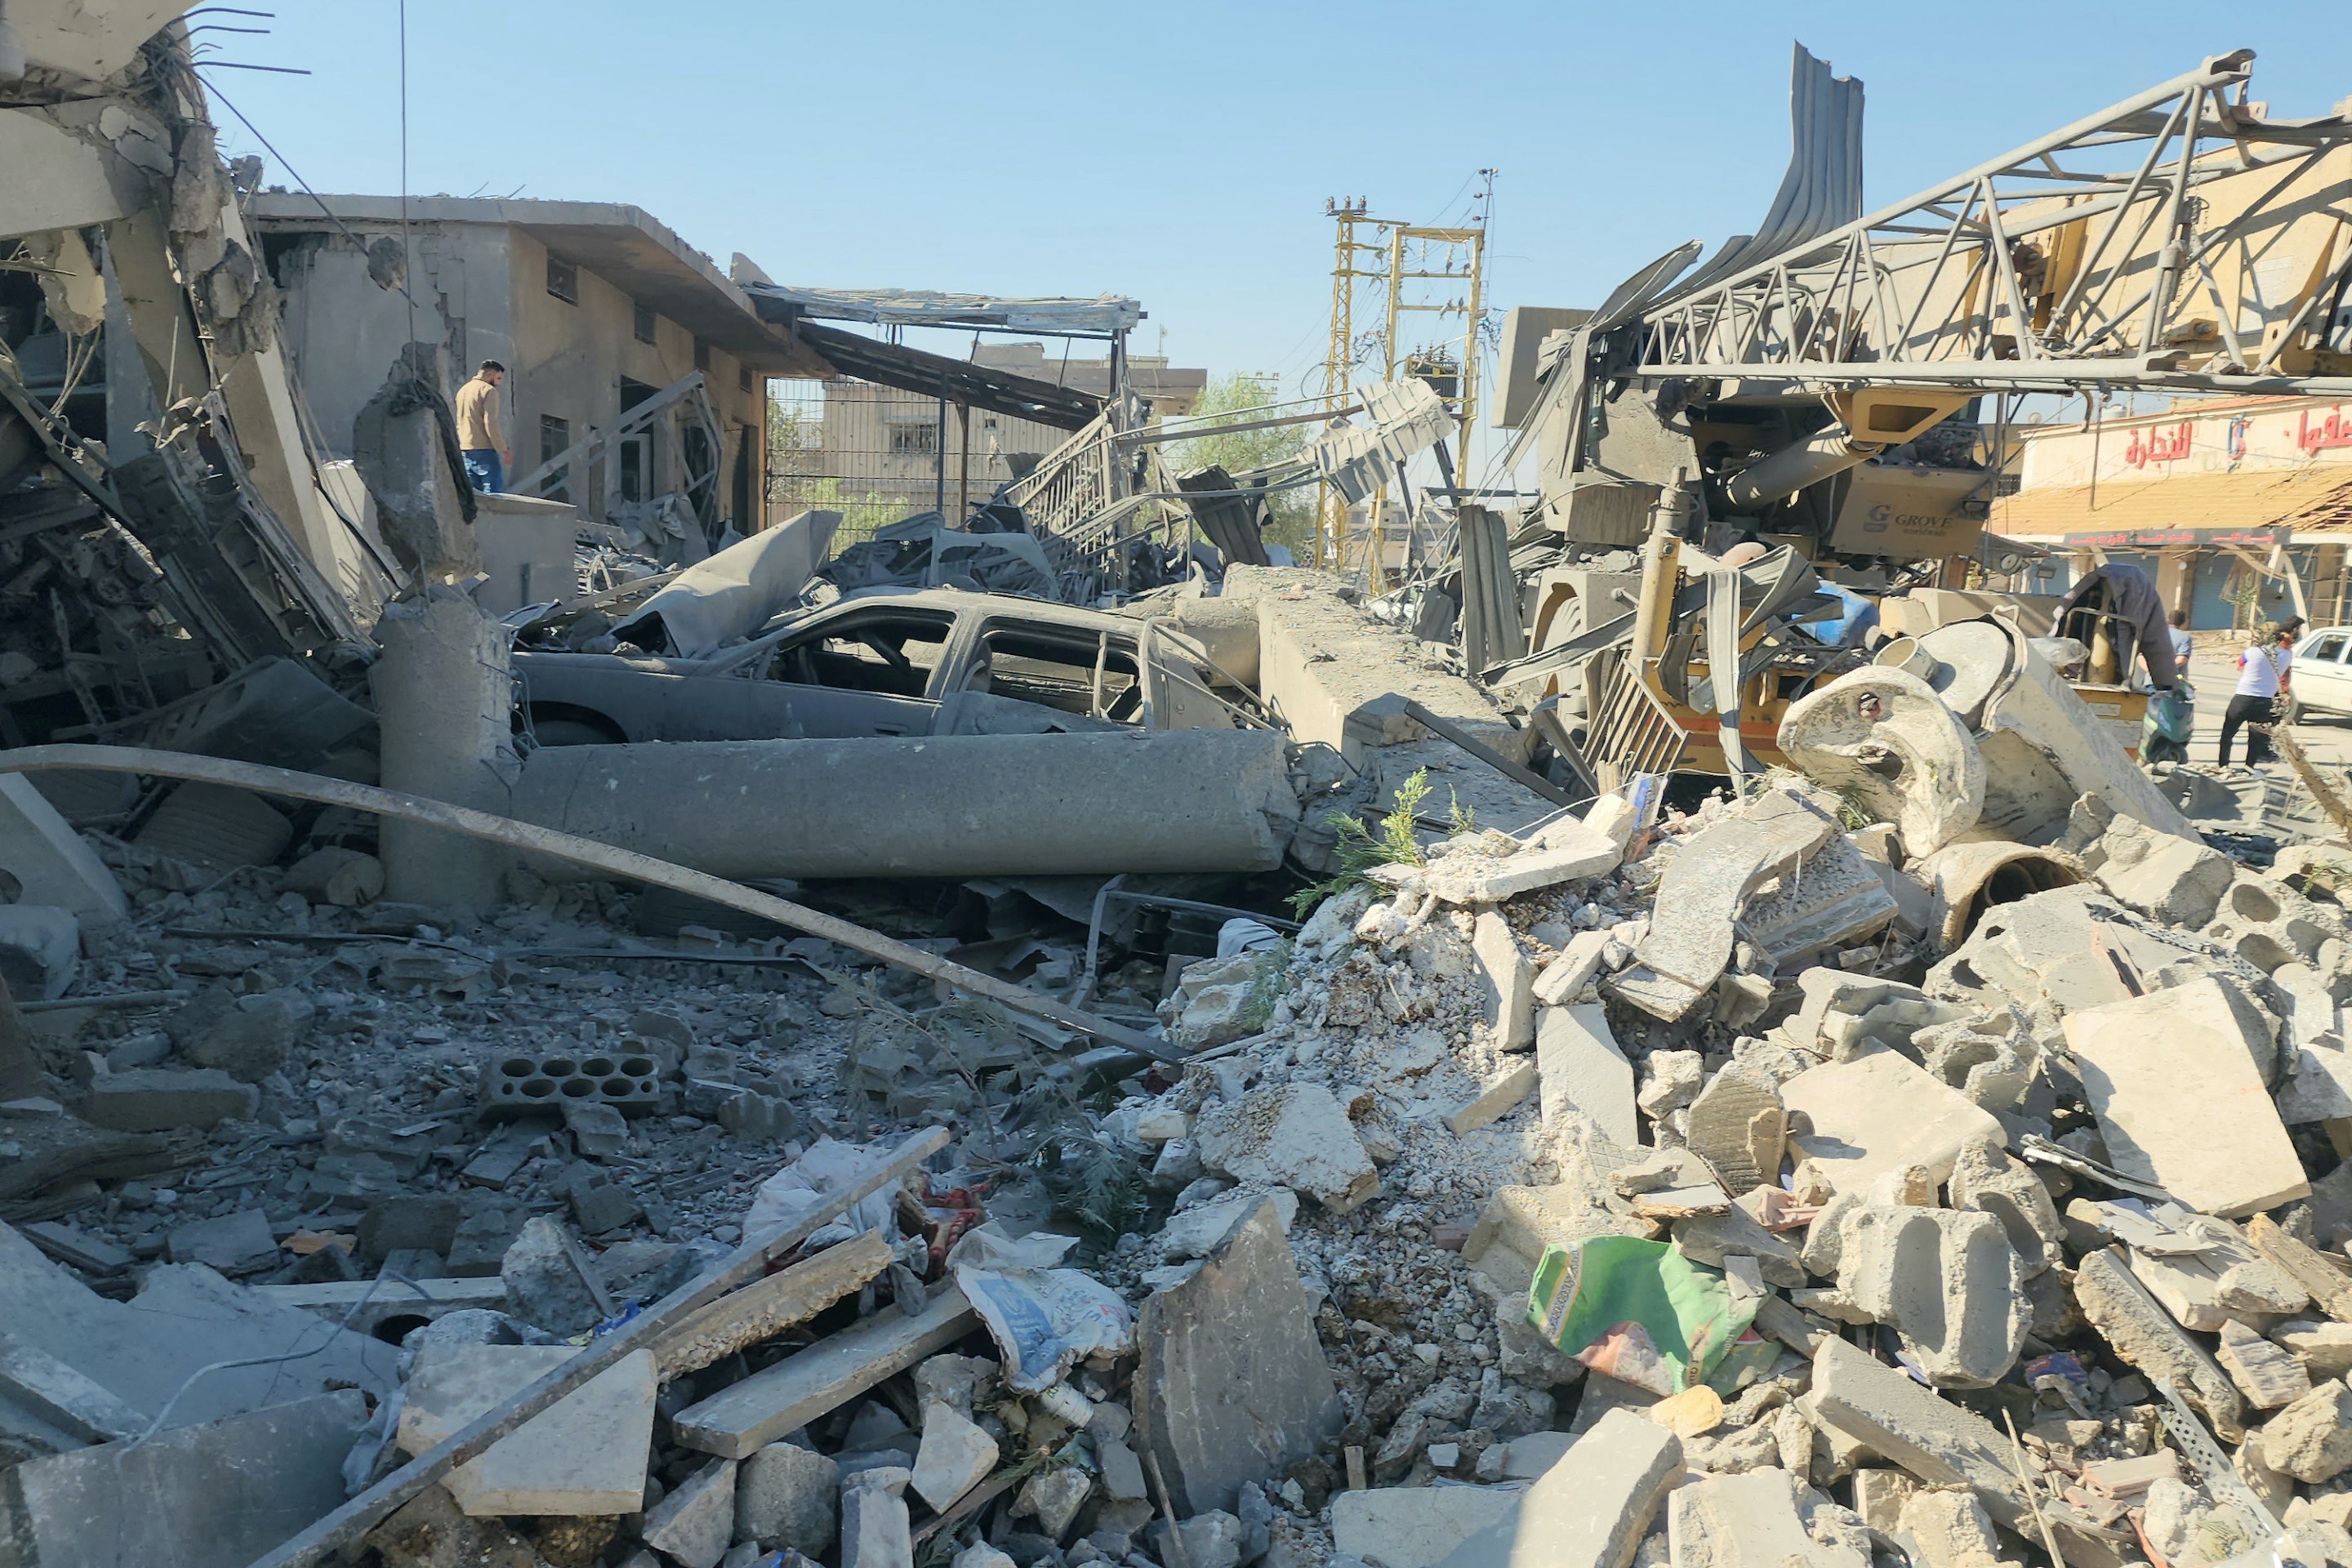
[2285,696,2305,725]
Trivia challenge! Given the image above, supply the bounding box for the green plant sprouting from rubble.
[1287,767,1469,919]
[1036,1120,1150,1248]
[1234,938,1296,1035]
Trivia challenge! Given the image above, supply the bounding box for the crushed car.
[514,588,1246,745]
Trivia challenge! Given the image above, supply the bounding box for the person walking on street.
[2167,607,2194,671]
[2220,621,2293,765]
[454,360,510,493]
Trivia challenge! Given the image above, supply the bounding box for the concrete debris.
[0,1392,367,1568]
[8,47,2352,1568]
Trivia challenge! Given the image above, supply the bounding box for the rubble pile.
[18,670,2352,1568]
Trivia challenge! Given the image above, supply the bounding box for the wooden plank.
[650,1230,891,1378]
[242,1125,947,1568]
[672,1286,977,1459]
[252,1276,506,1312]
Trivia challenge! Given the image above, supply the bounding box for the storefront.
[1989,398,2352,628]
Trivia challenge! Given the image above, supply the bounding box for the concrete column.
[372,588,517,915]
[509,730,1301,881]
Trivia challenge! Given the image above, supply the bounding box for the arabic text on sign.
[2297,407,2352,456]
[2123,422,2192,469]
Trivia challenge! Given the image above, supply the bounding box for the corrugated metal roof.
[1989,464,2352,540]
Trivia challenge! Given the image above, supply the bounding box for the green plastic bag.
[1526,1234,1759,1396]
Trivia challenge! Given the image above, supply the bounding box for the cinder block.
[1838,1205,2026,1388]
[478,1049,661,1121]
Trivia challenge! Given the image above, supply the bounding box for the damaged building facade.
[252,194,825,545]
[22,15,2352,1568]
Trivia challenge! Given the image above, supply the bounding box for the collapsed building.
[17,16,2352,1568]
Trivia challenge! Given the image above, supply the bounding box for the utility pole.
[1322,198,1382,570]
[1322,180,1493,582]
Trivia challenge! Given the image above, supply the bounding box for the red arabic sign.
[2123,421,2192,468]
[2297,406,2352,455]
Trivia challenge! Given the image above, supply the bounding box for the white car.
[2287,627,2352,721]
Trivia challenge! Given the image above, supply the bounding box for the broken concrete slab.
[1531,930,1609,1008]
[0,1332,142,1444]
[1468,911,1535,1052]
[1806,1337,2031,1529]
[395,1345,579,1454]
[1432,1407,1678,1568]
[1156,1186,1298,1262]
[1447,1062,1537,1137]
[674,1287,978,1459]
[2065,975,2310,1218]
[0,1221,394,1431]
[2073,1247,2244,1442]
[910,1401,997,1512]
[395,1344,657,1517]
[1780,1047,2005,1195]
[80,1067,256,1132]
[1134,1196,1343,1517]
[1329,1485,1521,1568]
[643,1457,738,1568]
[1838,1205,2025,1388]
[1194,1083,1379,1214]
[2090,811,2238,928]
[1426,831,1620,906]
[164,1207,278,1272]
[1664,1469,1821,1568]
[1610,786,1838,1021]
[1533,1003,1636,1147]
[0,774,127,924]
[0,1391,365,1568]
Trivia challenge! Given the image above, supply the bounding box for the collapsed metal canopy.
[736,283,1143,336]
[783,319,1106,432]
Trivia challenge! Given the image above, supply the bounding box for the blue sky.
[206,2,2352,410]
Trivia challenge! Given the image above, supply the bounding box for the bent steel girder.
[1623,49,2352,397]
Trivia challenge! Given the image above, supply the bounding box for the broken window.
[633,303,657,345]
[693,339,710,372]
[889,422,937,457]
[546,255,578,305]
[738,365,754,394]
[767,611,954,699]
[971,625,1143,722]
[540,416,572,502]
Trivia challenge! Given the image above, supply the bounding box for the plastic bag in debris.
[744,1137,899,1250]
[950,1222,1134,1392]
[1217,918,1285,959]
[1526,1234,1761,1396]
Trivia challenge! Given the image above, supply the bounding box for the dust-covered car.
[514,589,1240,746]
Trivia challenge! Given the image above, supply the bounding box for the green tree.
[1160,372,1318,561]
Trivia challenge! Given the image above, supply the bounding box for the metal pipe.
[1722,428,1883,511]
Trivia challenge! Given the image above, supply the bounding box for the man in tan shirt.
[453,360,509,492]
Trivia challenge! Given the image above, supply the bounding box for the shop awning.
[1989,464,2352,545]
